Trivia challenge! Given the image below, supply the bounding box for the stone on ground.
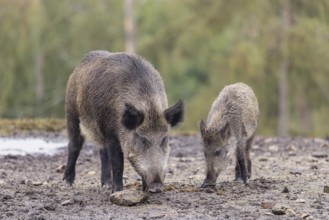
[110,189,148,206]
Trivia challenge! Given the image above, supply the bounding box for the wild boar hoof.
[234,177,249,185]
[244,179,250,185]
[146,183,163,193]
[200,182,216,188]
[102,183,112,190]
[63,173,75,185]
[148,188,162,193]
[234,177,242,182]
[63,180,74,188]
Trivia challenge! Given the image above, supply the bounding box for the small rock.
[288,152,296,156]
[264,138,275,143]
[0,180,5,186]
[61,199,74,206]
[261,201,275,209]
[286,208,296,216]
[0,171,7,178]
[272,203,288,215]
[87,171,96,176]
[310,165,318,170]
[282,186,289,193]
[323,185,329,193]
[55,164,66,173]
[307,158,318,163]
[286,194,298,200]
[148,212,165,219]
[179,158,193,162]
[20,179,31,185]
[110,189,148,206]
[269,145,279,152]
[289,170,302,175]
[296,198,305,203]
[44,203,56,211]
[252,145,260,150]
[301,213,310,219]
[258,157,268,162]
[32,181,43,186]
[310,204,323,209]
[287,144,297,151]
[311,152,328,158]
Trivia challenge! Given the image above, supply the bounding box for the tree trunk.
[300,93,313,134]
[278,1,291,136]
[35,48,44,102]
[124,0,136,54]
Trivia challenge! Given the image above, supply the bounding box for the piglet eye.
[161,136,168,146]
[141,136,149,145]
[215,150,221,157]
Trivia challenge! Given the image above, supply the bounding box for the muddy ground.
[1,133,329,220]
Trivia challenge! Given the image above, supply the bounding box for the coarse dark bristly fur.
[199,82,259,187]
[63,50,184,193]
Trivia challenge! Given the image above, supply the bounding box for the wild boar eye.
[141,136,149,146]
[215,150,222,157]
[135,133,150,146]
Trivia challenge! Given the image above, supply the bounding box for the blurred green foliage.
[0,0,328,136]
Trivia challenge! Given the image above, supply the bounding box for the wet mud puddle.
[0,138,67,155]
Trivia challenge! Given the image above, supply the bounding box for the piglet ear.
[199,119,207,138]
[164,99,184,127]
[219,121,230,138]
[122,103,144,130]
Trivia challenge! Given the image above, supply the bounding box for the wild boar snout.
[126,134,169,193]
[145,173,164,193]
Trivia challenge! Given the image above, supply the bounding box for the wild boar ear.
[199,119,207,138]
[164,99,184,127]
[122,103,144,130]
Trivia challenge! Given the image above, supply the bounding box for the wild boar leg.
[63,112,84,185]
[108,136,124,192]
[236,140,248,184]
[235,160,241,181]
[142,178,147,192]
[100,147,112,187]
[246,135,254,179]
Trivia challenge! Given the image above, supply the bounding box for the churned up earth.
[0,127,329,219]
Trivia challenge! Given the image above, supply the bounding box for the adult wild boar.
[63,51,184,193]
[199,82,259,186]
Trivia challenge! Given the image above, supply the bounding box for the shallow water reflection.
[0,138,67,156]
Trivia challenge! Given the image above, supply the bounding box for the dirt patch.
[1,134,329,219]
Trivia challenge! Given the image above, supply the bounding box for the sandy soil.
[0,134,329,219]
